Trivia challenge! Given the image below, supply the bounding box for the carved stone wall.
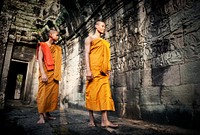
[59,0,200,128]
[140,0,200,128]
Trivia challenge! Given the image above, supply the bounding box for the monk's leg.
[101,111,118,128]
[88,110,96,127]
[37,113,45,124]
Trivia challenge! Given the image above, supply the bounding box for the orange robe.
[37,43,62,113]
[86,38,115,111]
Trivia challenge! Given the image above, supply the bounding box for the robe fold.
[86,38,115,111]
[37,43,62,113]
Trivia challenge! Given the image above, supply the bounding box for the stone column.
[0,34,15,109]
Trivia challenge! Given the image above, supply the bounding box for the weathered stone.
[140,104,166,124]
[161,85,195,105]
[115,102,141,119]
[140,87,161,105]
[166,105,193,127]
[180,61,200,84]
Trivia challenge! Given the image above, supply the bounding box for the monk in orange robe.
[85,20,118,128]
[36,30,62,124]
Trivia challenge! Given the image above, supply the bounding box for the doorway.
[5,60,28,100]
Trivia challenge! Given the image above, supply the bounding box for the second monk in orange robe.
[36,30,62,124]
[85,20,118,128]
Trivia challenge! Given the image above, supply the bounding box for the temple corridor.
[0,0,200,132]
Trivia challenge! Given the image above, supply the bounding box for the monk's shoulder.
[85,35,93,45]
[85,35,93,42]
[55,45,61,50]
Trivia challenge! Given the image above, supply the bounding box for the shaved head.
[95,20,106,34]
[95,21,105,26]
[48,29,58,36]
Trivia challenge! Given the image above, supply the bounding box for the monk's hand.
[107,71,111,80]
[41,73,48,82]
[86,70,93,81]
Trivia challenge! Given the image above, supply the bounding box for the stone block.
[114,73,127,87]
[162,65,181,86]
[152,65,181,86]
[166,105,193,128]
[113,87,127,103]
[115,102,140,119]
[114,86,139,104]
[142,69,152,87]
[126,70,140,89]
[124,89,139,104]
[140,87,161,105]
[180,61,200,84]
[140,104,166,124]
[161,85,195,105]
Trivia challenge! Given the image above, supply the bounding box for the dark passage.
[5,60,27,100]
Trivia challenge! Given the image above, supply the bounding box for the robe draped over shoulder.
[86,38,115,111]
[37,43,62,113]
[38,42,55,70]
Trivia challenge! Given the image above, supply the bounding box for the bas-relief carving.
[147,38,184,68]
[142,0,198,68]
[108,7,141,72]
[0,14,12,41]
[165,0,195,16]
[112,40,142,72]
[184,29,200,59]
[112,50,142,73]
[148,12,170,37]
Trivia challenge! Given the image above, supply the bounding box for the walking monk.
[36,29,62,124]
[84,20,118,128]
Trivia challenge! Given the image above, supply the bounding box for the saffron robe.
[37,43,62,113]
[86,38,115,111]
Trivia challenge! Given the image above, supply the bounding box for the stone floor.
[0,103,199,135]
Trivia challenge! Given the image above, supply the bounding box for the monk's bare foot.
[37,117,45,124]
[88,122,96,127]
[37,113,45,124]
[101,122,118,128]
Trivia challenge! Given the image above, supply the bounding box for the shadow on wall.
[0,0,4,12]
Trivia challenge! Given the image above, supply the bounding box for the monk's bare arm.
[85,37,93,80]
[38,46,48,82]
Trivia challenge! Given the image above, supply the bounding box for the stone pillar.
[0,34,15,109]
[0,13,13,85]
